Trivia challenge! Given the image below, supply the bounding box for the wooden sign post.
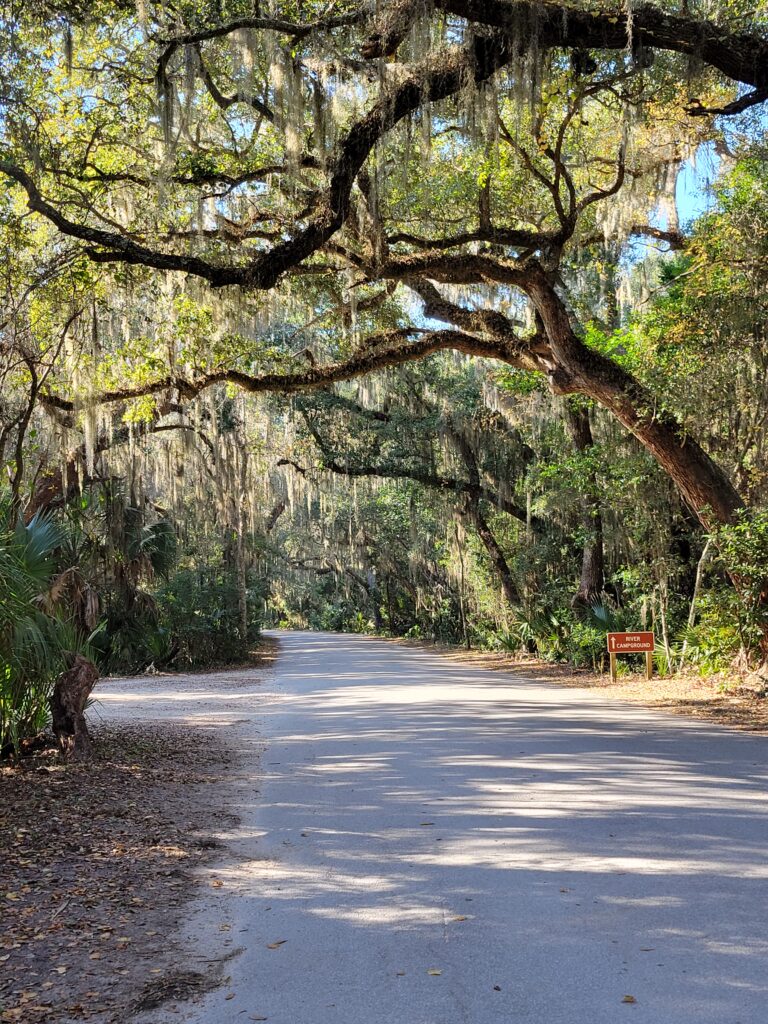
[607,632,655,682]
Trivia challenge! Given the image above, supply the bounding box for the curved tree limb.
[4,33,518,289]
[278,450,534,528]
[39,328,522,412]
[365,1,768,96]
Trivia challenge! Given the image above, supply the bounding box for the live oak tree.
[2,1,768,646]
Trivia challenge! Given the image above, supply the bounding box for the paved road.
[118,631,767,1024]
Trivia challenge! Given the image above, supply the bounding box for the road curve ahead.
[153,631,767,1024]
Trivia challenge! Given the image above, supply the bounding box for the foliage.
[157,568,263,669]
[0,500,90,752]
[491,603,632,669]
[712,510,768,658]
[68,488,266,674]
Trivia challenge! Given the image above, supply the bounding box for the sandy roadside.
[0,642,277,1024]
[389,637,768,732]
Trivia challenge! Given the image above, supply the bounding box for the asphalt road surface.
[104,630,767,1024]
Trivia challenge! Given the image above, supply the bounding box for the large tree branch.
[581,224,686,249]
[278,449,534,528]
[405,276,555,373]
[43,162,318,190]
[0,161,248,286]
[5,34,518,289]
[411,278,533,347]
[387,226,558,252]
[378,252,530,288]
[687,87,768,117]
[39,328,522,412]
[365,1,768,96]
[158,12,364,54]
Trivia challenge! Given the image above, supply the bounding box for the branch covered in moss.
[365,1,768,96]
[39,328,525,412]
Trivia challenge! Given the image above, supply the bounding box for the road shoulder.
[389,637,768,732]
[1,644,278,1024]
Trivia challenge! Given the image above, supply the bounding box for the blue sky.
[676,144,720,227]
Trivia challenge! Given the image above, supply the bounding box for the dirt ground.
[0,640,278,1024]
[394,639,768,733]
[0,722,236,1024]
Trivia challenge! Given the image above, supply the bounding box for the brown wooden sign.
[607,632,655,653]
[607,632,655,681]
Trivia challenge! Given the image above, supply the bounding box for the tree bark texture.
[525,266,745,531]
[50,655,99,761]
[564,403,605,610]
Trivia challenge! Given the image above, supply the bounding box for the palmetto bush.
[0,499,79,753]
[491,607,570,659]
[491,602,633,669]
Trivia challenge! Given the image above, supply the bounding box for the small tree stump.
[50,655,99,761]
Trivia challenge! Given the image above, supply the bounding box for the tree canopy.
[2,2,768,744]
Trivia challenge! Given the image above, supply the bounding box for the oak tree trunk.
[526,267,744,530]
[526,266,768,652]
[50,655,99,761]
[564,403,605,610]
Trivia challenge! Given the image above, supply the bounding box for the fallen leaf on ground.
[1,719,235,1024]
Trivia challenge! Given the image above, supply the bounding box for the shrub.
[676,591,742,674]
[712,510,768,662]
[0,506,90,753]
[157,567,263,668]
[568,622,607,669]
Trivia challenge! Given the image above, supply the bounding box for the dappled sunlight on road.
[108,630,768,1024]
